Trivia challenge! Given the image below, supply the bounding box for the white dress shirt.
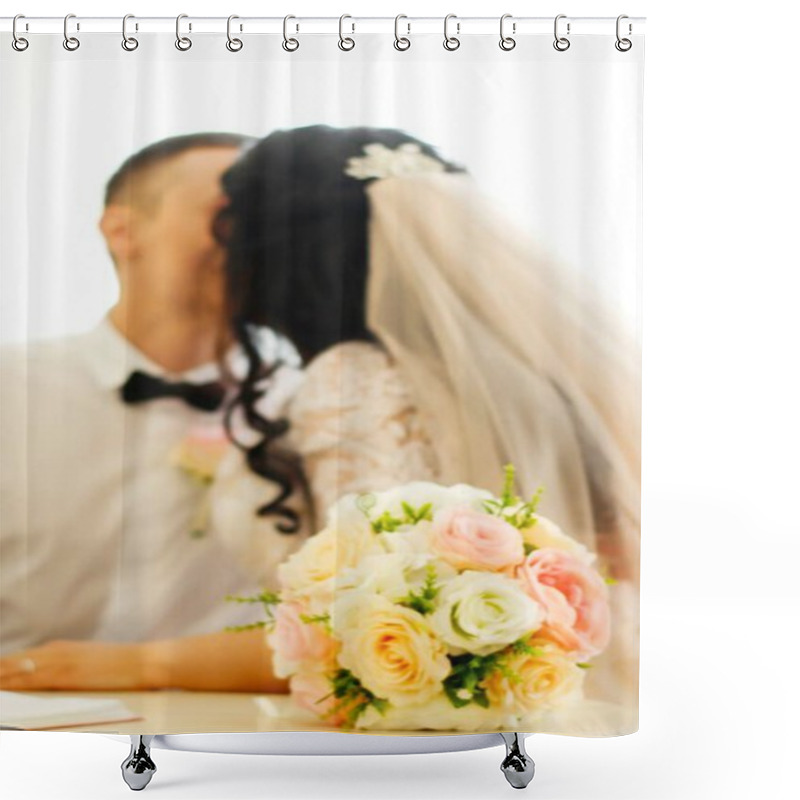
[0,315,308,656]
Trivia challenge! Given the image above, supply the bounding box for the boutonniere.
[169,427,232,539]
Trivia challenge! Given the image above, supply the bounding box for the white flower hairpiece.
[344,142,447,181]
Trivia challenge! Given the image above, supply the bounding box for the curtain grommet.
[443,14,460,51]
[175,14,192,51]
[11,14,29,51]
[553,14,571,52]
[121,15,139,51]
[282,15,299,52]
[499,14,516,51]
[63,14,80,51]
[394,15,411,51]
[338,14,355,51]
[615,15,632,51]
[226,15,243,52]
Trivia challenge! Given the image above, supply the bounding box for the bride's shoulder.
[289,341,407,417]
[303,340,398,384]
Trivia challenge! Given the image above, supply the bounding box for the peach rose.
[431,507,525,571]
[290,670,353,726]
[515,548,610,659]
[267,601,338,678]
[483,638,584,712]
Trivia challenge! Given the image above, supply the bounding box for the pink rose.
[515,548,610,659]
[267,602,337,676]
[290,671,350,726]
[431,507,525,571]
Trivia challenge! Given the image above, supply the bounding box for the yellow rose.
[336,594,451,707]
[483,639,584,713]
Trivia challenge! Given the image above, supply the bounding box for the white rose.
[360,482,494,526]
[430,571,544,656]
[337,552,457,603]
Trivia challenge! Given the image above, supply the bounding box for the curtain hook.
[283,15,299,52]
[443,14,460,51]
[175,14,192,51]
[338,14,355,51]
[615,15,632,51]
[226,15,243,51]
[122,14,139,51]
[63,13,80,51]
[12,14,29,52]
[500,14,516,51]
[553,14,570,52]
[394,14,411,51]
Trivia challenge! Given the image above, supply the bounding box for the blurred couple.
[0,126,640,700]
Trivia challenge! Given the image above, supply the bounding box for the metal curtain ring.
[338,14,355,51]
[443,14,460,51]
[283,15,299,52]
[176,14,192,51]
[499,14,516,51]
[553,14,570,51]
[12,14,29,51]
[615,14,632,51]
[63,13,80,51]
[122,14,139,51]
[227,15,243,51]
[394,14,410,51]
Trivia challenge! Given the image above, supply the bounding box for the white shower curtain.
[0,18,643,737]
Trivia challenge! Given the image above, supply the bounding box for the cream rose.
[336,594,450,707]
[277,499,374,613]
[483,638,585,712]
[277,527,338,612]
[430,571,544,656]
[520,515,594,564]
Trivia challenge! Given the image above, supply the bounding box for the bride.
[216,124,641,710]
[217,125,640,584]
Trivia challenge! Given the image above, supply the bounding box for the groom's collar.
[82,314,233,391]
[81,314,302,392]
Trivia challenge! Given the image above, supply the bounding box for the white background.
[1,2,799,799]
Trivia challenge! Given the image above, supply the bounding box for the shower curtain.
[0,16,643,737]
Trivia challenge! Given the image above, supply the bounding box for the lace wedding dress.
[284,340,442,521]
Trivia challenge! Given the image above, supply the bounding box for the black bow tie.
[120,369,227,412]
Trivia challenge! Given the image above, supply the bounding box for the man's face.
[135,146,240,276]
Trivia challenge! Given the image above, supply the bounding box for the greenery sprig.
[483,464,544,531]
[223,590,281,631]
[397,563,440,615]
[443,639,544,709]
[356,494,434,533]
[318,669,390,727]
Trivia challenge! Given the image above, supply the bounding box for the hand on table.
[0,639,152,691]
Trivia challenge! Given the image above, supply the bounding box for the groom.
[0,133,302,691]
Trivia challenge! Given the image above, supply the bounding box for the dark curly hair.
[215,125,465,532]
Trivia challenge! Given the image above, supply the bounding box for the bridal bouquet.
[249,467,611,731]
